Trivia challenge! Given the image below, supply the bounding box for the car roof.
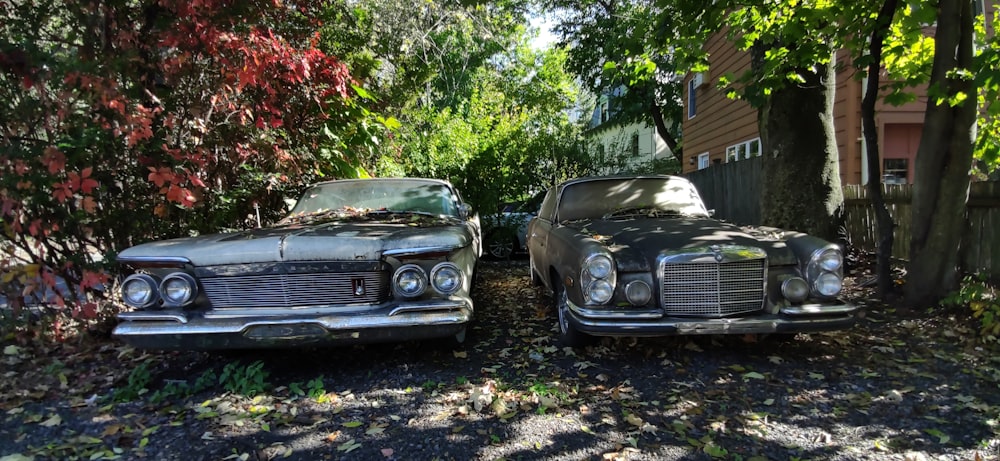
[312,177,455,187]
[556,174,688,189]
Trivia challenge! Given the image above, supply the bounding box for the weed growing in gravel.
[219,360,270,397]
[113,361,151,402]
[942,273,1000,342]
[306,375,326,398]
[147,368,217,404]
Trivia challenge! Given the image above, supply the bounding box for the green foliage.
[113,362,152,402]
[219,361,270,397]
[942,274,1000,342]
[306,375,327,399]
[973,8,1000,175]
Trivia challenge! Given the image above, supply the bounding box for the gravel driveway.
[1,261,998,460]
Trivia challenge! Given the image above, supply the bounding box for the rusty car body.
[113,178,481,349]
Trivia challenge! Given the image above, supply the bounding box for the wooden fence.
[843,182,1000,277]
[686,161,1000,279]
[685,156,762,226]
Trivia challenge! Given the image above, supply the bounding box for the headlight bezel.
[393,264,428,298]
[805,245,845,299]
[121,273,161,309]
[159,272,199,307]
[813,272,843,297]
[781,277,810,303]
[584,254,614,279]
[581,253,616,305]
[624,280,652,306]
[430,262,463,295]
[811,247,843,272]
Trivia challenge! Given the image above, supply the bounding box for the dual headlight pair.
[781,247,844,302]
[121,272,198,309]
[581,254,652,307]
[392,262,463,298]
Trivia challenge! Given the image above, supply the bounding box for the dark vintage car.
[526,175,859,346]
[114,178,481,350]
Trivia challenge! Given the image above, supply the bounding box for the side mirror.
[707,209,716,217]
[458,203,473,219]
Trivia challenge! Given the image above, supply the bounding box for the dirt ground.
[2,260,999,460]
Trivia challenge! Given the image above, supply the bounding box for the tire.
[486,232,516,260]
[553,280,595,348]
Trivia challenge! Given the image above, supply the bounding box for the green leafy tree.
[546,0,683,162]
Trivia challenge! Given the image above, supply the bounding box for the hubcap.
[489,238,514,258]
[557,289,570,334]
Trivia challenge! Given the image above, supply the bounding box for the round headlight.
[584,255,614,279]
[122,274,159,309]
[813,248,843,272]
[160,272,198,307]
[814,272,843,297]
[625,281,652,306]
[587,279,614,304]
[430,263,463,295]
[781,277,810,303]
[393,264,427,298]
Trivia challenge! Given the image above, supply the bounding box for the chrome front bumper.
[565,299,860,337]
[112,299,472,350]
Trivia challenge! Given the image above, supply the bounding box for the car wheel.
[486,232,516,260]
[554,281,595,348]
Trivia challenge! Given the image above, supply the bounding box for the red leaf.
[148,167,173,187]
[43,146,66,174]
[52,182,73,203]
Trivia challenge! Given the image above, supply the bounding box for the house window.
[687,79,697,119]
[630,133,640,158]
[697,152,710,170]
[601,102,609,123]
[726,138,761,162]
[883,158,908,184]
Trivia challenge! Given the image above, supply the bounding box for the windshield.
[557,177,710,221]
[288,179,459,218]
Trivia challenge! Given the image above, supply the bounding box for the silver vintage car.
[526,175,859,346]
[114,178,481,349]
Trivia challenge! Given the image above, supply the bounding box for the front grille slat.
[661,258,765,317]
[200,271,389,309]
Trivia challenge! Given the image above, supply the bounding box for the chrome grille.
[200,271,388,308]
[660,259,766,317]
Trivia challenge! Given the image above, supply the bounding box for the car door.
[527,188,559,288]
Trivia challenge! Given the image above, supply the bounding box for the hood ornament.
[710,244,724,263]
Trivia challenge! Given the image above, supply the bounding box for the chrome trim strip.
[389,301,467,316]
[569,303,663,319]
[780,303,860,315]
[113,301,472,337]
[118,256,192,265]
[118,311,189,324]
[383,246,458,257]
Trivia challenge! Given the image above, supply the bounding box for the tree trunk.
[905,0,977,306]
[756,47,844,241]
[862,0,901,299]
[649,101,682,163]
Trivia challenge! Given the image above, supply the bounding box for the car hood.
[118,222,473,266]
[569,217,797,266]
